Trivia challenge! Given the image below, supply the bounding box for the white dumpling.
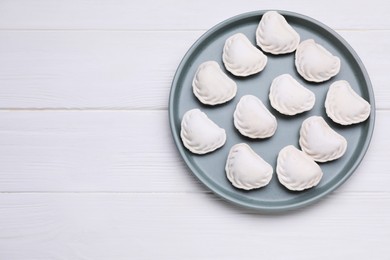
[295,39,340,82]
[225,143,273,190]
[325,80,371,125]
[299,116,347,162]
[269,74,315,115]
[180,109,226,154]
[234,95,277,139]
[192,61,237,105]
[256,11,300,55]
[222,33,267,77]
[276,145,323,191]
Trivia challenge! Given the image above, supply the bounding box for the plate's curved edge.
[168,10,376,213]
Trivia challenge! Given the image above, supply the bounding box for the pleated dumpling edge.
[234,95,277,139]
[181,109,226,154]
[276,145,323,191]
[192,61,237,105]
[225,143,273,190]
[269,74,315,115]
[299,116,347,162]
[325,80,371,125]
[223,33,267,77]
[256,11,300,55]
[295,39,340,82]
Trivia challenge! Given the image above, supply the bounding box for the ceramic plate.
[168,10,375,212]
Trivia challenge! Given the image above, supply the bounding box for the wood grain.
[0,110,387,193]
[0,192,389,259]
[0,31,201,109]
[0,1,389,259]
[0,31,388,109]
[0,0,388,30]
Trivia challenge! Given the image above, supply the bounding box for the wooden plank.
[0,110,387,192]
[0,31,202,110]
[0,0,388,30]
[0,192,388,259]
[0,110,190,192]
[0,30,388,109]
[338,31,389,108]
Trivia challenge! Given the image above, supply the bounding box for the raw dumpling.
[234,95,277,139]
[269,74,315,115]
[192,61,237,105]
[325,80,371,125]
[225,143,273,190]
[256,11,300,55]
[180,109,226,154]
[223,33,267,77]
[299,116,347,162]
[295,39,340,82]
[277,145,323,191]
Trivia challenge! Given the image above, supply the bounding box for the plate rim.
[168,10,376,212]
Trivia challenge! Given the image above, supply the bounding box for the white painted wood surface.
[0,1,389,259]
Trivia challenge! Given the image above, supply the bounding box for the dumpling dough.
[277,145,323,191]
[192,61,237,105]
[256,11,300,55]
[269,74,315,115]
[234,95,277,139]
[223,33,267,77]
[225,143,273,190]
[299,116,347,162]
[295,39,340,82]
[325,80,371,125]
[180,109,226,154]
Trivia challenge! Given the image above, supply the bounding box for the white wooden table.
[0,1,389,259]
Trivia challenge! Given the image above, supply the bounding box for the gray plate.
[168,10,375,212]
